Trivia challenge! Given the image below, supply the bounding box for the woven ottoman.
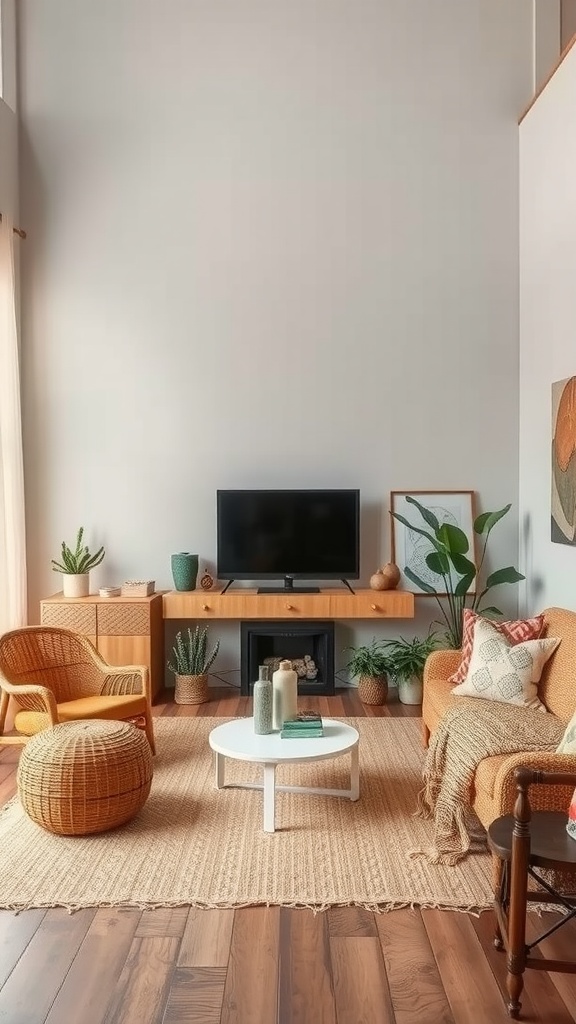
[17,719,153,835]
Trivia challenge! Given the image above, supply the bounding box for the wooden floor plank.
[163,967,227,1024]
[0,908,96,1024]
[327,906,377,937]
[423,908,512,1024]
[0,909,46,988]
[278,908,336,1024]
[526,912,576,1022]
[103,935,180,1024]
[377,907,454,1024]
[471,908,575,1024]
[330,936,395,1024]
[178,908,235,967]
[220,906,279,1024]
[44,908,142,1024]
[135,906,189,938]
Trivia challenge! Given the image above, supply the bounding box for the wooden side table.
[487,767,576,1019]
[40,592,165,700]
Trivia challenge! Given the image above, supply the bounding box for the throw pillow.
[568,788,576,841]
[449,609,545,685]
[452,618,560,710]
[556,708,576,754]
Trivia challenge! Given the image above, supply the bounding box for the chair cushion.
[14,694,147,736]
[473,753,513,799]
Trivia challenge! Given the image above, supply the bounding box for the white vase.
[272,659,298,730]
[398,674,423,706]
[62,573,90,598]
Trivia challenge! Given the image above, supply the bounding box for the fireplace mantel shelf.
[162,587,415,621]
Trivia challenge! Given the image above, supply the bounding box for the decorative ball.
[380,562,401,589]
[200,572,214,591]
[370,570,388,591]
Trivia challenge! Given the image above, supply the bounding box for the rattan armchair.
[0,626,155,753]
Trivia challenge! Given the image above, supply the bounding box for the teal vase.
[171,553,199,591]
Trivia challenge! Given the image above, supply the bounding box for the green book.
[281,727,324,738]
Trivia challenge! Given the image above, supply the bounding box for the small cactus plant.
[168,626,220,676]
[51,526,105,574]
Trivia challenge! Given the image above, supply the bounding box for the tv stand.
[222,577,356,595]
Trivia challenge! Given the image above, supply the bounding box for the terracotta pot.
[358,674,388,706]
[370,571,388,591]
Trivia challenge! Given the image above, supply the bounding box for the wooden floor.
[1,688,575,1024]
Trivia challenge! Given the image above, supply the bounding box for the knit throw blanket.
[412,699,565,865]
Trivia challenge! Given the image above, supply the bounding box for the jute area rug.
[0,717,494,913]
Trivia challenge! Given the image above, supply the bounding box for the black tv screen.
[217,489,360,583]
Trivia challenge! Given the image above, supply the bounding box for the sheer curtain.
[0,213,27,634]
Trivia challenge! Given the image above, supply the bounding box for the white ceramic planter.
[62,573,90,598]
[398,674,424,706]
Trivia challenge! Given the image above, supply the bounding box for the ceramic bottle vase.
[253,665,273,734]
[272,659,298,730]
[171,553,199,591]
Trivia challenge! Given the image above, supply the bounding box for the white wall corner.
[0,0,17,111]
[534,0,561,91]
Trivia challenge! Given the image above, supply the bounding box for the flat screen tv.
[216,488,360,593]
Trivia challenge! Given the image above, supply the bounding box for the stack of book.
[280,711,323,739]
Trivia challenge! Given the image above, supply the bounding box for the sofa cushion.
[473,753,512,799]
[449,609,545,685]
[452,618,559,710]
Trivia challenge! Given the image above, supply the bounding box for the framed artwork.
[390,490,476,595]
[551,376,576,545]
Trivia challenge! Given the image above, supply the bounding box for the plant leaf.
[425,551,450,575]
[449,552,476,576]
[477,606,502,618]
[390,512,445,554]
[404,566,437,594]
[474,505,511,535]
[405,496,440,532]
[437,523,469,554]
[454,572,475,596]
[485,567,525,588]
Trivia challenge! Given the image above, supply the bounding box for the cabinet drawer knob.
[286,603,293,611]
[371,603,378,611]
[203,604,210,612]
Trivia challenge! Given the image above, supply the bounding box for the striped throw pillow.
[449,609,545,686]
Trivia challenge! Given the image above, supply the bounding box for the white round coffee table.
[209,718,360,833]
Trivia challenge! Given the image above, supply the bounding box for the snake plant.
[51,526,105,574]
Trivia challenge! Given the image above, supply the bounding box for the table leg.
[350,742,360,801]
[215,752,225,790]
[263,762,276,832]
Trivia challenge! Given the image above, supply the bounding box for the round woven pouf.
[17,719,153,836]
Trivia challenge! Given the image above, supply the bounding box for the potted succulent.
[345,637,394,706]
[384,630,439,705]
[51,526,105,598]
[168,625,220,704]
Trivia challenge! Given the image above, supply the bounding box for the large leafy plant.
[51,526,105,575]
[344,637,394,679]
[390,498,524,649]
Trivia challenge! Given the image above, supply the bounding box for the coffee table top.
[209,717,359,765]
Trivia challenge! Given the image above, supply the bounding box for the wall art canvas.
[390,490,476,596]
[551,376,576,545]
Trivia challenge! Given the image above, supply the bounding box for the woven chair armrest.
[423,649,462,684]
[493,750,576,816]
[100,665,150,700]
[0,680,59,725]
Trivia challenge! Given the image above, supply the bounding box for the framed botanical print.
[390,490,476,595]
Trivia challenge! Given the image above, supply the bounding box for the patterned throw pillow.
[568,789,576,841]
[556,708,576,754]
[452,618,560,710]
[449,609,545,685]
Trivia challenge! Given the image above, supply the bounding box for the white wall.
[519,43,576,614]
[18,1,533,677]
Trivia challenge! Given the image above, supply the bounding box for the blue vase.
[171,553,199,591]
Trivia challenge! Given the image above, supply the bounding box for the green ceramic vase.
[171,552,199,591]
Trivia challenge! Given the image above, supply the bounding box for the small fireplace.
[240,620,335,696]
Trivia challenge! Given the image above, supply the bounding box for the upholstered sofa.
[421,606,576,829]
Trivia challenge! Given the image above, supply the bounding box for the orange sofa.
[421,607,576,829]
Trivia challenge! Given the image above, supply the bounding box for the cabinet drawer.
[329,592,415,618]
[97,603,150,635]
[41,603,97,634]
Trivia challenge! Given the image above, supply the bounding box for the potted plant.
[168,625,220,705]
[345,637,394,706]
[51,526,105,598]
[389,499,524,648]
[384,630,439,705]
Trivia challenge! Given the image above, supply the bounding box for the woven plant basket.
[174,673,209,705]
[358,674,388,706]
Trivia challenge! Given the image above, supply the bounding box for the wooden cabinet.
[162,587,415,620]
[40,593,165,701]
